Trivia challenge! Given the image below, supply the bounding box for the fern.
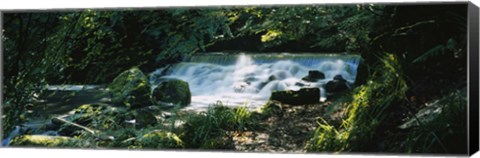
[412,44,446,63]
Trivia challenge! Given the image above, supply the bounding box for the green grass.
[180,101,258,149]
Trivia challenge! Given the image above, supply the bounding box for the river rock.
[302,70,325,82]
[108,68,151,108]
[333,74,347,82]
[325,75,349,93]
[270,88,320,105]
[138,130,184,149]
[9,135,76,147]
[268,75,277,81]
[152,79,191,107]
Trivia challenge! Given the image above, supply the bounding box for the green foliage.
[2,13,69,134]
[235,5,382,52]
[308,119,348,152]
[2,6,385,134]
[57,104,133,137]
[233,104,257,132]
[2,5,468,153]
[9,135,80,147]
[180,101,257,149]
[403,89,467,154]
[258,101,283,118]
[138,131,184,149]
[307,53,408,152]
[412,37,463,63]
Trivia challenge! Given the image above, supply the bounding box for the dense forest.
[2,3,468,154]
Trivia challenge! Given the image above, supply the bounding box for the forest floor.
[231,101,338,153]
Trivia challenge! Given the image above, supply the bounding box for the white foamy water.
[150,53,361,110]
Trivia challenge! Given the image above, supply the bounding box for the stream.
[150,53,361,110]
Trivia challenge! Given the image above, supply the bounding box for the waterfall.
[150,53,361,110]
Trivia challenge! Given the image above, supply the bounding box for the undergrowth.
[307,52,467,154]
[307,53,409,152]
[180,101,258,149]
[403,89,467,154]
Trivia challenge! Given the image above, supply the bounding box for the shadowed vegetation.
[2,3,469,155]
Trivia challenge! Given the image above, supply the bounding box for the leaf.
[412,44,446,63]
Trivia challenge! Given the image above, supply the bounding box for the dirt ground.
[232,101,335,153]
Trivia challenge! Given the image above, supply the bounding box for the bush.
[180,101,257,149]
[307,53,408,152]
[258,101,283,118]
[402,89,467,154]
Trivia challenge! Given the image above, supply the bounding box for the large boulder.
[325,75,349,93]
[138,130,184,149]
[270,88,320,105]
[108,68,151,108]
[333,74,347,82]
[152,79,191,107]
[302,70,325,82]
[9,135,76,147]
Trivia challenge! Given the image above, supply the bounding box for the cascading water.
[150,53,361,110]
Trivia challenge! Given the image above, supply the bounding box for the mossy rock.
[152,79,191,107]
[138,131,184,149]
[57,104,133,136]
[9,135,77,147]
[270,88,320,105]
[108,68,151,108]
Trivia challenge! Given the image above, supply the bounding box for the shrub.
[307,53,408,152]
[180,101,257,149]
[402,89,467,154]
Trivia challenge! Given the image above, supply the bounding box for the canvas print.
[1,3,472,155]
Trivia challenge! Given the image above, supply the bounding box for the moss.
[307,53,409,152]
[108,68,151,108]
[152,79,191,106]
[138,131,184,149]
[9,135,77,147]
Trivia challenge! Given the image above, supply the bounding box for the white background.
[0,0,479,158]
